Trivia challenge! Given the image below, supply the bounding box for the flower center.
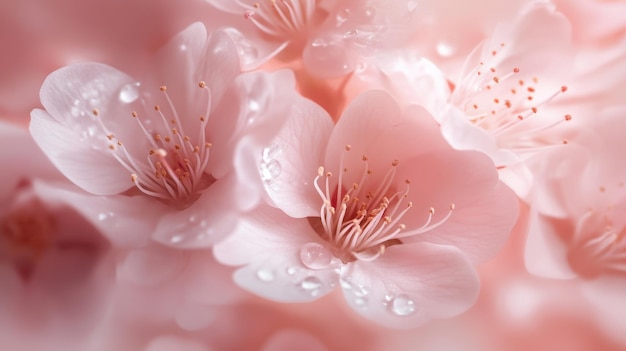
[567,183,626,279]
[94,82,214,210]
[313,145,454,262]
[241,0,317,40]
[568,212,626,280]
[452,42,572,151]
[0,197,56,278]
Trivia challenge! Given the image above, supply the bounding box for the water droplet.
[311,39,327,48]
[260,159,281,183]
[335,8,349,25]
[261,143,281,162]
[256,269,274,282]
[436,42,455,58]
[355,62,367,73]
[180,44,188,51]
[390,294,416,316]
[286,267,297,275]
[339,278,352,290]
[354,297,367,306]
[300,276,322,291]
[248,99,260,112]
[70,106,81,117]
[343,29,357,38]
[353,285,369,297]
[97,212,115,221]
[364,8,375,17]
[299,242,333,270]
[407,0,419,12]
[119,83,140,103]
[169,234,186,244]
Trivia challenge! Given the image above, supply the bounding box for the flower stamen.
[313,147,454,262]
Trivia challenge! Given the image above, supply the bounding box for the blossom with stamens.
[205,0,327,69]
[29,23,298,247]
[524,108,626,342]
[438,2,575,168]
[205,0,423,77]
[214,90,519,328]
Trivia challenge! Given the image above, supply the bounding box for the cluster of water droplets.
[67,77,113,149]
[251,242,341,298]
[341,274,418,317]
[259,142,282,187]
[384,293,417,316]
[167,214,212,246]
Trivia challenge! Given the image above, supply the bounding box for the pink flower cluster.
[1,0,625,349]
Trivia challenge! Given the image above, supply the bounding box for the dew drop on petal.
[339,278,352,290]
[97,211,116,222]
[436,41,456,58]
[119,83,140,103]
[169,234,185,244]
[261,143,281,162]
[354,297,367,307]
[311,39,327,48]
[343,29,357,39]
[248,99,260,112]
[256,269,275,282]
[286,266,297,276]
[300,276,322,291]
[352,284,369,298]
[335,8,349,26]
[389,294,416,316]
[70,106,81,117]
[299,242,333,270]
[260,159,282,183]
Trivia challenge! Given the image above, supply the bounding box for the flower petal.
[261,95,334,217]
[31,180,160,247]
[214,206,340,302]
[0,121,61,200]
[524,212,576,280]
[341,242,479,329]
[30,62,143,195]
[325,90,448,174]
[396,149,519,263]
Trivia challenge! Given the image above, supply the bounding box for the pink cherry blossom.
[29,23,298,247]
[440,2,575,168]
[0,121,116,351]
[204,0,328,69]
[205,0,424,77]
[524,108,626,343]
[214,90,518,328]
